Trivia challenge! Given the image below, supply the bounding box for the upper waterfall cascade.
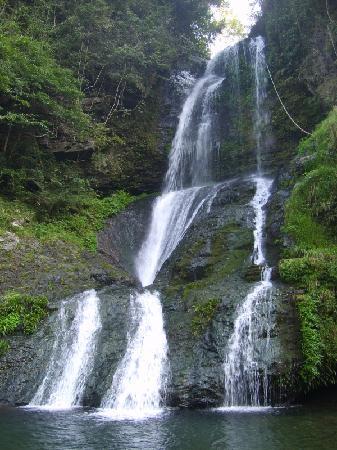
[137,46,241,288]
[165,46,240,192]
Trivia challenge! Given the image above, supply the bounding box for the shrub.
[191,298,220,336]
[0,292,48,336]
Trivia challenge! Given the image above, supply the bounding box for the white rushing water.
[137,47,241,287]
[100,48,235,420]
[250,36,270,174]
[30,290,101,409]
[223,177,274,406]
[223,36,276,407]
[165,61,224,191]
[165,47,243,192]
[136,184,223,287]
[99,291,168,420]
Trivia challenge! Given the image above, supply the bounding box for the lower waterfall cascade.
[98,291,168,419]
[29,290,101,409]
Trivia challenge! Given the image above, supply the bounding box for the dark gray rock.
[0,177,301,408]
[0,286,131,407]
[98,196,155,277]
[155,177,301,407]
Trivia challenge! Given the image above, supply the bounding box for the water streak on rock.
[223,176,274,406]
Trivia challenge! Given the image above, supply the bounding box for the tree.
[0,30,89,152]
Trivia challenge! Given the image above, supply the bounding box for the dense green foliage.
[0,0,223,156]
[280,108,337,389]
[0,0,226,212]
[0,32,89,139]
[259,0,337,154]
[0,291,48,355]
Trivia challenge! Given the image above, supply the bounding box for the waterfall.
[100,48,235,419]
[250,36,270,173]
[223,177,274,406]
[165,54,224,191]
[30,290,101,409]
[223,36,275,407]
[165,47,244,192]
[99,291,168,420]
[140,47,240,286]
[25,36,278,415]
[136,184,223,287]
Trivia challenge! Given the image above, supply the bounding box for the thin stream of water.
[223,177,274,406]
[223,36,275,407]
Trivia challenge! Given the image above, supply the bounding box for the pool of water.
[0,405,336,450]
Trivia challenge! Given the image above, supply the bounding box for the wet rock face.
[0,285,131,407]
[156,177,301,407]
[0,177,301,408]
[82,286,131,406]
[98,196,155,277]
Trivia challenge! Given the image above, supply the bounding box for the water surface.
[0,405,336,450]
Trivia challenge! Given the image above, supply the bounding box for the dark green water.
[0,405,336,450]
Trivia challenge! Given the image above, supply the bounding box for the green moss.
[297,292,322,384]
[0,292,48,336]
[0,196,34,235]
[182,280,207,301]
[0,190,134,252]
[30,191,134,251]
[0,339,9,356]
[280,108,337,389]
[191,298,220,336]
[206,224,251,279]
[284,182,334,252]
[174,224,252,300]
[172,238,206,282]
